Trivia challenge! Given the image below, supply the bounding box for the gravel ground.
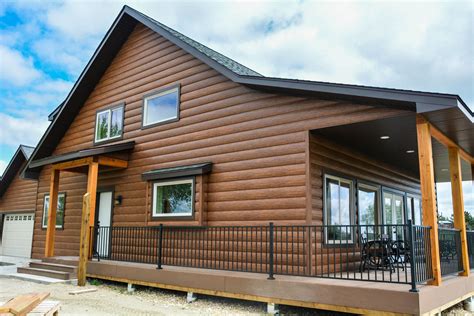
[0,277,352,315]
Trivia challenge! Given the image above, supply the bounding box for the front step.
[17,267,71,280]
[30,262,77,274]
[42,257,78,266]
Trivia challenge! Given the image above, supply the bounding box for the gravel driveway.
[0,277,350,315]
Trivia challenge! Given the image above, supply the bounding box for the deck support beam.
[448,147,470,275]
[416,116,442,285]
[44,169,60,257]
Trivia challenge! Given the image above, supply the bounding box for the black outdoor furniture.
[360,236,410,273]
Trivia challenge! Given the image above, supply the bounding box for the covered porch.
[27,141,135,284]
[313,109,473,287]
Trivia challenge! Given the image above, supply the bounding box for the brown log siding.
[31,23,411,258]
[0,165,38,214]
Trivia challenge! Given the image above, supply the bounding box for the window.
[152,179,193,217]
[95,104,124,143]
[42,193,66,229]
[324,174,354,243]
[358,184,380,240]
[143,86,180,127]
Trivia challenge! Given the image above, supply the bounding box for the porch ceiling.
[313,112,473,183]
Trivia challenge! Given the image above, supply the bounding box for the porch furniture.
[439,239,457,263]
[359,236,410,273]
[359,237,395,273]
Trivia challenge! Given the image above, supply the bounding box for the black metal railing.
[91,221,433,290]
[438,228,463,276]
[466,230,474,270]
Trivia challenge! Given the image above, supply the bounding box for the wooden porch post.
[448,147,470,275]
[45,169,60,257]
[86,159,99,259]
[78,193,91,286]
[416,116,442,285]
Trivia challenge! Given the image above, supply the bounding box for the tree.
[465,211,474,230]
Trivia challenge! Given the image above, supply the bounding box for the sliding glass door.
[383,191,405,240]
[358,184,379,240]
[407,195,422,225]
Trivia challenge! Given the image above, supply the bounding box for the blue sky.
[0,0,472,215]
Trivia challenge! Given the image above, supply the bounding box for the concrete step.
[8,273,77,285]
[42,257,78,266]
[30,262,77,273]
[17,267,71,280]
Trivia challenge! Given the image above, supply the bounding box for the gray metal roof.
[132,9,262,77]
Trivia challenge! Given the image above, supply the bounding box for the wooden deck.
[46,256,473,315]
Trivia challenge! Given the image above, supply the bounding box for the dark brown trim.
[41,192,67,230]
[142,162,212,181]
[29,141,135,168]
[141,83,181,130]
[149,177,196,222]
[93,102,125,146]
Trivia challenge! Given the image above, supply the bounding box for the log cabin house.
[11,5,474,315]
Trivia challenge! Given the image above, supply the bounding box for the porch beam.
[44,169,60,257]
[429,122,473,164]
[52,157,93,171]
[86,159,99,259]
[448,147,470,275]
[97,156,128,168]
[416,115,442,285]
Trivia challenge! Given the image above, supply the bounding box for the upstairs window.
[152,179,194,217]
[95,104,124,143]
[143,86,180,128]
[42,193,66,229]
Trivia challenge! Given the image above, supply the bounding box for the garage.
[1,213,34,257]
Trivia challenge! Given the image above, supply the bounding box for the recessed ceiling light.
[441,168,448,172]
[380,136,390,140]
[406,150,415,154]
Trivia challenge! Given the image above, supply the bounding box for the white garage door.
[2,213,34,258]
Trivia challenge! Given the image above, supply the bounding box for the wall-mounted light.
[114,195,123,206]
[380,136,390,140]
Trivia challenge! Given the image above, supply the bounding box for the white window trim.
[42,193,66,228]
[152,178,194,217]
[143,87,179,127]
[95,105,123,143]
[323,174,355,244]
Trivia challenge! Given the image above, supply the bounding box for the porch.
[44,255,474,315]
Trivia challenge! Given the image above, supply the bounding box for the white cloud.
[0,45,41,86]
[436,181,474,218]
[0,160,8,177]
[0,112,50,148]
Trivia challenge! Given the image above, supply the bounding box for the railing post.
[268,222,275,280]
[157,223,163,269]
[408,220,418,292]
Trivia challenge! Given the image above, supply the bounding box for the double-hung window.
[95,104,124,143]
[42,193,66,229]
[152,179,194,217]
[143,86,180,128]
[324,174,354,243]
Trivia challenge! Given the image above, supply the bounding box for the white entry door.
[97,191,113,257]
[2,213,34,257]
